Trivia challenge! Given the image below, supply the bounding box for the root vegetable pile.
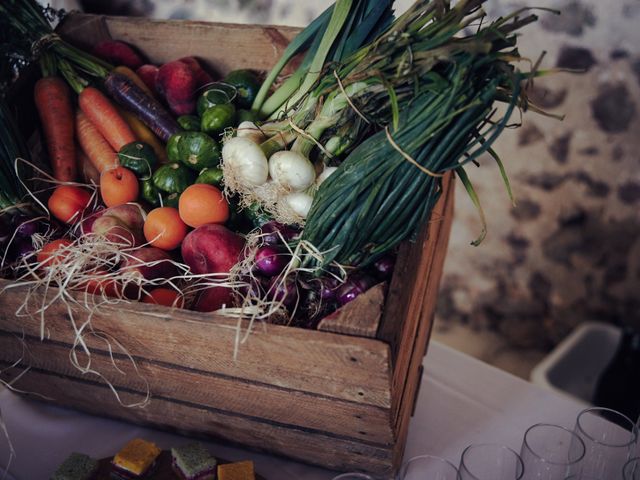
[0,0,550,327]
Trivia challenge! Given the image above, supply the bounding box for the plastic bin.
[530,322,622,404]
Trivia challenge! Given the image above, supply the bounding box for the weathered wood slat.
[2,367,394,476]
[59,15,300,74]
[317,283,386,338]
[389,174,454,420]
[0,288,391,408]
[378,174,453,424]
[391,178,455,467]
[0,332,393,443]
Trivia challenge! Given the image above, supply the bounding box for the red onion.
[319,276,341,301]
[254,245,290,277]
[260,221,299,245]
[372,254,396,280]
[336,274,376,306]
[8,237,35,261]
[15,217,47,238]
[267,276,299,309]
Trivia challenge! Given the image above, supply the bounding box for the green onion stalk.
[0,0,111,82]
[231,0,546,268]
[0,99,41,217]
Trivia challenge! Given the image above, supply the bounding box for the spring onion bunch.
[224,0,541,268]
[0,99,37,215]
[0,0,111,82]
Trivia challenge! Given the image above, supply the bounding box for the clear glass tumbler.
[573,407,636,478]
[399,454,459,480]
[624,457,640,480]
[564,475,604,480]
[520,423,586,479]
[331,474,374,480]
[459,443,524,480]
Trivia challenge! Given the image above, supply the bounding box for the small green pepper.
[201,103,236,135]
[177,115,201,131]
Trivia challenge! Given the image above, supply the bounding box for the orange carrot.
[78,87,136,151]
[34,77,76,182]
[114,66,155,98]
[75,110,119,173]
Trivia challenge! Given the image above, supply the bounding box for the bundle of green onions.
[223,0,542,268]
[0,0,111,82]
[0,99,37,215]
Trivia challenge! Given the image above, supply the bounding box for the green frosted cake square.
[51,452,98,480]
[171,442,218,480]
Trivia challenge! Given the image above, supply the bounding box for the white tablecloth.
[0,341,586,480]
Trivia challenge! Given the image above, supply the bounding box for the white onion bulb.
[268,151,316,192]
[316,166,338,186]
[222,137,269,187]
[236,121,266,144]
[284,192,313,219]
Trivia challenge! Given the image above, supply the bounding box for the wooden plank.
[2,367,395,477]
[0,281,391,408]
[390,175,454,417]
[58,14,300,75]
[317,283,386,338]
[391,181,454,468]
[379,173,453,386]
[0,332,393,443]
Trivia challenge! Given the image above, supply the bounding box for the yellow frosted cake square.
[217,460,255,480]
[112,438,161,478]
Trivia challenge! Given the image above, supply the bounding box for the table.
[0,341,586,480]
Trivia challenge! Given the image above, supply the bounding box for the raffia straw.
[287,119,335,160]
[221,229,348,358]
[333,70,371,125]
[0,406,15,480]
[14,157,100,216]
[384,127,444,177]
[0,331,54,401]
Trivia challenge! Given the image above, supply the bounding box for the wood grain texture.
[59,15,300,76]
[391,177,454,468]
[0,285,391,408]
[2,366,395,476]
[0,332,393,443]
[317,283,386,338]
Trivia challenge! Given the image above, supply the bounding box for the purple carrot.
[104,71,181,142]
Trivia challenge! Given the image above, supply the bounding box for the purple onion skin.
[15,217,48,238]
[267,276,299,309]
[254,245,289,277]
[260,221,300,245]
[372,254,396,280]
[319,276,341,301]
[8,237,35,261]
[336,274,376,306]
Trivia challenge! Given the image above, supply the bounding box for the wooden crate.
[0,14,454,477]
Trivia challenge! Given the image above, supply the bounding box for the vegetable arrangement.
[0,0,548,328]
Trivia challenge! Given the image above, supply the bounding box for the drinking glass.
[399,454,459,480]
[563,475,603,480]
[624,457,640,480]
[331,474,374,480]
[574,407,636,478]
[459,443,524,480]
[520,423,586,479]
